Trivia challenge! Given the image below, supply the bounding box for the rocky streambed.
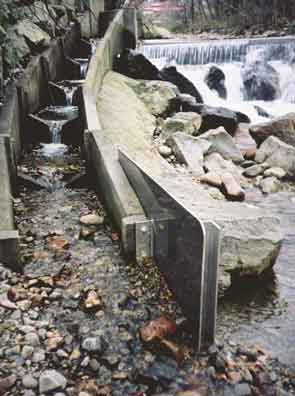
[0,144,295,396]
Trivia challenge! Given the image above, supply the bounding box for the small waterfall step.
[141,36,295,65]
[49,81,84,106]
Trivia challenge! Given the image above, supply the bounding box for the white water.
[143,40,295,123]
[40,121,67,158]
[65,86,78,106]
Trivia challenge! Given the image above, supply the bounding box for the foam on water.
[146,43,295,123]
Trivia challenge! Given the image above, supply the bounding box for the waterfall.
[65,86,78,106]
[51,121,63,144]
[141,37,295,123]
[141,37,295,65]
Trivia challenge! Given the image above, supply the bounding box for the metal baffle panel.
[119,150,221,351]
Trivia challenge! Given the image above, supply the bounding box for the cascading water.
[65,86,78,106]
[141,37,295,123]
[74,58,89,78]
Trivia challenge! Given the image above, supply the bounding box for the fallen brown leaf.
[140,316,177,343]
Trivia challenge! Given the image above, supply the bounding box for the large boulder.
[205,65,227,99]
[165,132,211,176]
[114,50,203,103]
[200,127,244,163]
[176,101,250,135]
[114,49,162,80]
[160,66,203,103]
[17,19,51,49]
[162,112,202,138]
[250,113,295,146]
[255,136,295,177]
[3,28,31,68]
[242,61,280,101]
[125,79,179,117]
[204,152,242,183]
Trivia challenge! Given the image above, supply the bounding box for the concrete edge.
[84,130,146,255]
[0,137,21,271]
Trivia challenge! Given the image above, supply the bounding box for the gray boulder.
[221,172,245,201]
[162,112,202,138]
[260,177,280,194]
[264,167,286,179]
[39,370,67,394]
[243,164,268,178]
[255,136,295,176]
[201,127,244,163]
[204,152,242,183]
[250,113,295,146]
[17,19,50,48]
[127,79,179,117]
[165,132,211,176]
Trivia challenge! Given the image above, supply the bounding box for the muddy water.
[217,189,295,366]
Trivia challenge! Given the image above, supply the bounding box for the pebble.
[158,145,172,158]
[22,345,34,359]
[81,336,103,353]
[80,214,104,226]
[32,349,46,363]
[39,370,67,394]
[234,383,252,396]
[24,332,40,346]
[22,374,38,389]
[0,375,17,394]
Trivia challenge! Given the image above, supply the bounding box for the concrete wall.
[83,4,143,255]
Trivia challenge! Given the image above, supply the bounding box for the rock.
[243,164,268,177]
[3,27,31,68]
[254,105,273,119]
[200,127,244,163]
[0,292,17,309]
[81,337,103,353]
[84,290,102,311]
[127,79,179,117]
[242,60,280,101]
[0,375,17,394]
[264,167,286,179]
[234,123,257,156]
[160,66,203,103]
[22,374,38,389]
[200,172,222,188]
[204,153,242,183]
[114,49,161,80]
[165,132,210,175]
[179,102,247,135]
[162,112,202,138]
[205,65,227,99]
[39,370,67,394]
[32,349,46,363]
[80,214,104,226]
[24,332,40,346]
[158,145,172,158]
[250,113,295,146]
[260,177,280,194]
[234,383,252,396]
[22,345,34,359]
[221,172,245,201]
[17,20,50,48]
[255,136,295,176]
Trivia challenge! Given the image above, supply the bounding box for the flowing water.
[141,38,295,123]
[142,37,295,365]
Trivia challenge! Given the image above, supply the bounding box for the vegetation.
[185,0,295,31]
